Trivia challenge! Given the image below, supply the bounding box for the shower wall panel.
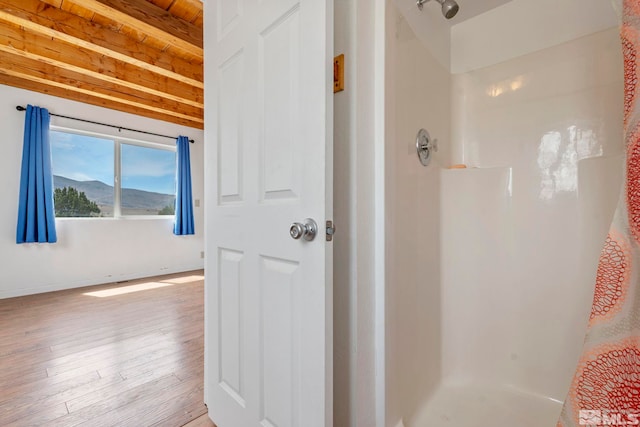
[442,28,623,399]
[385,4,451,425]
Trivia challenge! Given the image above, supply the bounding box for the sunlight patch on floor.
[161,275,205,284]
[84,282,174,297]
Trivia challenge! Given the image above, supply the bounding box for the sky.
[50,131,176,195]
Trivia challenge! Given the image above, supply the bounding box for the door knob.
[290,218,318,241]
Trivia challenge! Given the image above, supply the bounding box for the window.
[121,143,177,216]
[50,129,176,218]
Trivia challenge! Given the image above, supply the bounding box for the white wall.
[0,85,205,298]
[389,0,453,70]
[384,3,451,426]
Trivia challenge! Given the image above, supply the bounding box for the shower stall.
[382,0,623,425]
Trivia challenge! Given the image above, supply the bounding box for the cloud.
[66,172,96,182]
[123,159,175,178]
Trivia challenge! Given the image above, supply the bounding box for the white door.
[203,0,333,426]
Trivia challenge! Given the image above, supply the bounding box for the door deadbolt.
[290,218,318,241]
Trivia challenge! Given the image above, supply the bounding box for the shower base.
[408,383,563,427]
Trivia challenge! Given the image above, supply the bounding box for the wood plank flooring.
[0,270,214,427]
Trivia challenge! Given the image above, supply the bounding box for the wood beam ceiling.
[0,0,204,129]
[0,50,204,123]
[72,0,203,57]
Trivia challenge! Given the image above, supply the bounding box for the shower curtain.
[558,1,640,425]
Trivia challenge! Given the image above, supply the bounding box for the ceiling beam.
[0,23,203,109]
[67,0,203,57]
[0,51,203,125]
[0,74,203,128]
[0,0,203,88]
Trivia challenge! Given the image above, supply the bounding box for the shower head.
[437,0,459,19]
[417,0,460,19]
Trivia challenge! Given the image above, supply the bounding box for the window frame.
[50,125,177,220]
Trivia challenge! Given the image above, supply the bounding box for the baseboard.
[0,263,205,299]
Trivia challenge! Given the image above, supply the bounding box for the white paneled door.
[203,0,333,426]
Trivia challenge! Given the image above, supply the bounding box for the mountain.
[53,175,175,210]
[54,175,114,205]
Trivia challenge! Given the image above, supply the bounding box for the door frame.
[201,0,389,425]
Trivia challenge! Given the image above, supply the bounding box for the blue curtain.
[16,105,57,244]
[174,135,195,235]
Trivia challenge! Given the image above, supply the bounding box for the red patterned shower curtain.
[558,1,640,425]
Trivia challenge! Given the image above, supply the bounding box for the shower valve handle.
[416,129,438,167]
[418,137,438,152]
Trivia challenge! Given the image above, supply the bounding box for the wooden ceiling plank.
[147,0,176,11]
[139,35,171,54]
[119,24,147,43]
[0,75,203,128]
[43,0,62,7]
[59,1,96,21]
[165,45,201,63]
[191,10,203,27]
[0,53,203,123]
[65,0,203,55]
[0,52,204,122]
[0,23,203,108]
[0,0,203,87]
[0,59,204,125]
[89,13,123,32]
[168,0,201,23]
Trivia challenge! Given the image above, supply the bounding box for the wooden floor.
[0,271,215,427]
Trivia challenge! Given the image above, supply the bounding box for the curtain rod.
[16,106,194,144]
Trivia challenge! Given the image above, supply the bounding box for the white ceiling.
[393,0,619,72]
[442,0,513,25]
[398,0,514,26]
[391,0,515,70]
[451,0,620,72]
